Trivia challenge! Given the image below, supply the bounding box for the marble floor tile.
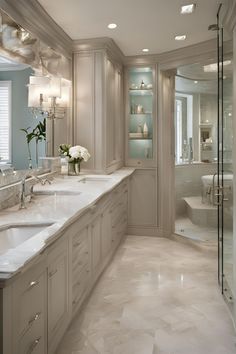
[56,236,236,354]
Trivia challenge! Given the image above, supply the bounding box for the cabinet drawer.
[72,234,88,251]
[14,270,45,338]
[73,237,89,259]
[72,265,91,308]
[19,313,45,354]
[111,193,128,225]
[112,213,127,247]
[72,248,89,277]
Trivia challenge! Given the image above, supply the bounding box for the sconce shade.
[28,76,50,107]
[49,77,61,98]
[57,86,70,107]
[29,76,50,86]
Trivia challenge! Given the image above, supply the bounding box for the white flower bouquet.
[59,144,90,174]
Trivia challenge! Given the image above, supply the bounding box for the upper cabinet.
[125,66,157,167]
[74,48,124,174]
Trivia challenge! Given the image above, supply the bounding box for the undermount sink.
[0,223,53,255]
[34,190,81,196]
[78,176,113,183]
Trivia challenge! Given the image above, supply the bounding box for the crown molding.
[73,37,125,64]
[0,0,73,59]
[223,0,236,32]
[124,39,233,69]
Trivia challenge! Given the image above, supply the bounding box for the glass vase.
[68,161,80,175]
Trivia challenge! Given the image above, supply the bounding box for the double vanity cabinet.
[1,175,129,354]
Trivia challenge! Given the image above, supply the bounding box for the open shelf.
[129,90,153,96]
[129,137,152,140]
[130,113,152,116]
[127,66,154,162]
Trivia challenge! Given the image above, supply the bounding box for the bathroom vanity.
[0,169,133,354]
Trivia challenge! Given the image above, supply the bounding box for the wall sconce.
[28,75,70,119]
[28,75,71,157]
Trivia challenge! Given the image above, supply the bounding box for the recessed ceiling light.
[175,35,187,41]
[194,80,198,84]
[142,48,149,53]
[107,23,117,29]
[181,4,196,14]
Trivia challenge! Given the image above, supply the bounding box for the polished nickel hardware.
[21,312,42,337]
[28,312,41,326]
[27,337,41,354]
[19,177,27,209]
[28,280,39,290]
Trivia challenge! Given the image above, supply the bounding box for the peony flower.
[69,145,91,162]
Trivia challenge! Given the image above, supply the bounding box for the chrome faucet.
[30,175,53,195]
[19,177,27,209]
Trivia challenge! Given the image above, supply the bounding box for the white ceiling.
[38,0,227,56]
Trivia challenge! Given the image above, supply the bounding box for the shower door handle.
[214,192,222,206]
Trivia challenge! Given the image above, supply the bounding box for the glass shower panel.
[217,5,233,301]
[222,49,233,300]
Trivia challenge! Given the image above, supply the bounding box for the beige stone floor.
[175,216,234,294]
[56,236,236,354]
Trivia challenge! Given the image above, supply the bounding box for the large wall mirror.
[0,8,72,185]
[175,58,233,165]
[0,58,45,170]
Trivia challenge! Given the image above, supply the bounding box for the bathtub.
[201,174,233,205]
[201,174,233,188]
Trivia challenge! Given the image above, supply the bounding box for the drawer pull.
[27,337,41,354]
[49,269,58,278]
[21,312,42,337]
[28,312,41,326]
[28,280,39,290]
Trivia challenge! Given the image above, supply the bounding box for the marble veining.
[56,236,236,354]
[0,168,134,277]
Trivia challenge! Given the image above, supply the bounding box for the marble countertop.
[0,168,134,282]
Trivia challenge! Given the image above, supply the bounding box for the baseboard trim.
[127,226,162,237]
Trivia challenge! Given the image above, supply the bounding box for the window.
[0,81,11,163]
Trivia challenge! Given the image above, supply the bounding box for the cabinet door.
[91,215,102,278]
[48,239,69,351]
[106,57,123,172]
[128,169,157,227]
[12,260,47,354]
[101,207,112,258]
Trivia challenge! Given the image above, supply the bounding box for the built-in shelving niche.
[128,67,154,161]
